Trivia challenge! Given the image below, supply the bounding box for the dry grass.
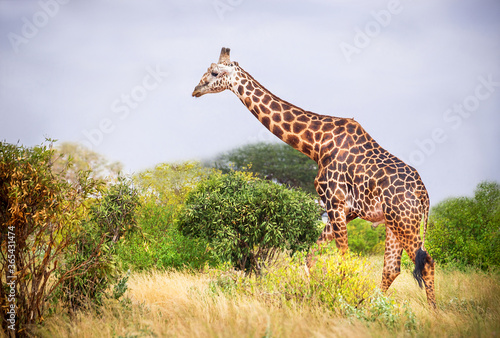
[33,256,500,338]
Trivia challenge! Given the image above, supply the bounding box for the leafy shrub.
[90,176,140,242]
[178,171,322,274]
[56,178,140,311]
[427,181,500,269]
[115,200,217,271]
[255,249,376,310]
[347,218,386,255]
[0,140,99,333]
[55,220,116,311]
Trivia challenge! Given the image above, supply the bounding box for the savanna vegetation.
[1,141,499,337]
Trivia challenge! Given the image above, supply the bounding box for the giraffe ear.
[218,47,231,64]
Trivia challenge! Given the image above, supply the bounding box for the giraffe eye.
[211,72,219,77]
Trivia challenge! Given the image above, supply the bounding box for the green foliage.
[90,177,140,243]
[209,142,318,194]
[341,289,417,330]
[133,161,214,209]
[260,250,376,310]
[212,247,415,329]
[427,181,500,269]
[55,220,116,311]
[347,218,386,255]
[116,161,218,272]
[114,200,217,271]
[56,178,140,311]
[0,140,99,333]
[178,171,322,274]
[112,269,131,300]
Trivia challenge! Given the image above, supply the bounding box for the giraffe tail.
[413,189,430,289]
[413,248,427,288]
[420,190,430,252]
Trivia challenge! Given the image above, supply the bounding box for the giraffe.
[192,47,436,307]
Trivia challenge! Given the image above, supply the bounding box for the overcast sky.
[1,0,499,204]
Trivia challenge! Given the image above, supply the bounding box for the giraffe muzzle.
[192,84,205,97]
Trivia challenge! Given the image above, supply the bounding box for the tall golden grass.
[31,256,500,338]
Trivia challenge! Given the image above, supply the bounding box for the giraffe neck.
[229,66,322,162]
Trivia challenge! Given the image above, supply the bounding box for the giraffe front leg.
[306,206,349,270]
[306,221,335,270]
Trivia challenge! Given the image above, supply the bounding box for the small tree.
[56,177,140,312]
[178,171,322,275]
[0,141,99,336]
[427,181,500,269]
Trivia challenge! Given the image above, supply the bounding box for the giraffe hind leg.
[387,224,436,307]
[381,226,403,292]
[415,248,436,308]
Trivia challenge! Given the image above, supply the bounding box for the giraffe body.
[193,48,436,307]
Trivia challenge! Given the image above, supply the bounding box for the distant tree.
[208,142,318,194]
[427,181,500,269]
[133,161,215,209]
[52,142,123,183]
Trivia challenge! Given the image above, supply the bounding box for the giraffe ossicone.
[192,47,436,308]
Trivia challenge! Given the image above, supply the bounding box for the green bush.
[56,178,140,311]
[427,181,500,269]
[0,140,98,332]
[259,250,376,310]
[89,177,140,243]
[115,200,217,271]
[178,171,322,275]
[347,218,386,255]
[55,219,117,311]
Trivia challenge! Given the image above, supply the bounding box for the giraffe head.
[192,47,237,97]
